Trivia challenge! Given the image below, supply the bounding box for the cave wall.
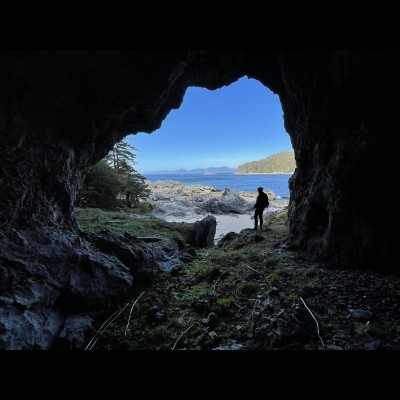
[274,51,400,270]
[1,50,399,270]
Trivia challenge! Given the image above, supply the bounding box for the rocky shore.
[145,180,288,240]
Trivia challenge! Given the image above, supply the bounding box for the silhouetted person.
[254,186,269,231]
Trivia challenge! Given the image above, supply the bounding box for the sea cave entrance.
[124,77,295,240]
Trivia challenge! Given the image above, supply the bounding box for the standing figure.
[254,186,269,231]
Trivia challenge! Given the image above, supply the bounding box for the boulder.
[89,229,187,275]
[0,226,133,350]
[189,215,217,248]
[218,228,264,249]
[202,190,253,214]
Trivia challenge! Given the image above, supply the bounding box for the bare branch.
[299,297,325,347]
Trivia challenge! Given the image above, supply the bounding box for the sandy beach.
[161,206,284,241]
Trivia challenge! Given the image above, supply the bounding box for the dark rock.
[326,344,344,350]
[53,314,94,350]
[189,215,217,248]
[213,343,246,350]
[192,299,211,314]
[268,287,280,297]
[202,312,218,327]
[207,267,222,282]
[0,227,133,350]
[217,232,239,247]
[90,229,187,276]
[148,306,167,323]
[202,190,252,214]
[217,229,264,250]
[363,340,381,350]
[348,308,373,322]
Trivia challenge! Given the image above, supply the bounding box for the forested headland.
[236,151,295,174]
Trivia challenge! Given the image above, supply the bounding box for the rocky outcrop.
[88,228,196,276]
[218,229,265,249]
[0,226,133,350]
[0,216,214,349]
[1,50,400,348]
[190,216,217,248]
[203,189,253,214]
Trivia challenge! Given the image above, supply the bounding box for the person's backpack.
[263,192,269,208]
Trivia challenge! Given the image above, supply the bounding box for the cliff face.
[1,50,399,348]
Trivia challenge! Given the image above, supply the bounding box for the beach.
[145,180,288,241]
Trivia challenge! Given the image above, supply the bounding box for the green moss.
[216,296,235,306]
[286,292,298,305]
[75,207,191,241]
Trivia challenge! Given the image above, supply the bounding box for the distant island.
[149,166,236,175]
[148,151,296,175]
[236,151,295,174]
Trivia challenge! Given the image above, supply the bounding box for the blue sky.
[126,77,293,174]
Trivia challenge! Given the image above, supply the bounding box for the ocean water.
[144,173,292,199]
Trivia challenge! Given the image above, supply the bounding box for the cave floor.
[80,209,400,350]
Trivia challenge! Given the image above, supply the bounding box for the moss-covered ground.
[76,207,400,350]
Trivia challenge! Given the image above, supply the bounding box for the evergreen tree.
[105,140,150,207]
[77,140,149,209]
[76,160,125,208]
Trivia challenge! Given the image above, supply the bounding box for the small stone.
[213,343,246,350]
[154,309,166,321]
[208,331,218,341]
[262,300,274,312]
[349,308,373,322]
[207,312,218,327]
[148,306,167,323]
[191,299,210,314]
[326,344,343,350]
[268,287,280,297]
[364,340,381,350]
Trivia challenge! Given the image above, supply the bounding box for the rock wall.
[271,51,400,270]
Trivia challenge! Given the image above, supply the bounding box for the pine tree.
[105,140,150,207]
[77,140,149,209]
[76,160,125,208]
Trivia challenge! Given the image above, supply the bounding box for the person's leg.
[260,208,264,231]
[254,209,258,230]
